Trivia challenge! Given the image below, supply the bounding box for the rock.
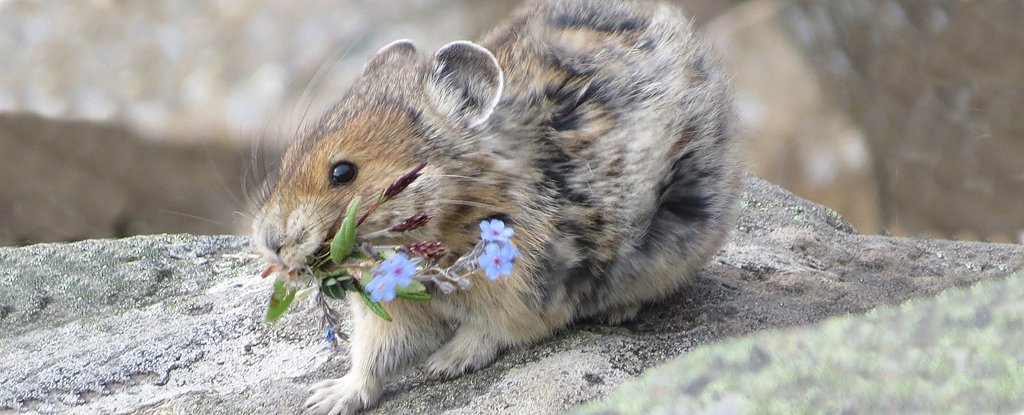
[0,113,264,245]
[0,0,517,138]
[780,0,1024,241]
[2,176,1022,414]
[0,0,735,139]
[579,269,1024,414]
[703,0,880,233]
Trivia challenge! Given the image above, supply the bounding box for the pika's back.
[460,0,741,315]
[483,0,736,198]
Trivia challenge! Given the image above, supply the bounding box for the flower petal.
[485,264,500,280]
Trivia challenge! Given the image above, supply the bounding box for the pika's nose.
[268,239,283,255]
[262,229,285,256]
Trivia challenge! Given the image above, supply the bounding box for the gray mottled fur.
[255,1,743,413]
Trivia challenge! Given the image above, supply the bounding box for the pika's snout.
[254,204,329,271]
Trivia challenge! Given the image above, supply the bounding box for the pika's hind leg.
[426,304,568,378]
[425,322,503,378]
[306,298,448,415]
[595,304,642,325]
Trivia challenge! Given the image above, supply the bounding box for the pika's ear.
[426,41,504,129]
[365,39,418,72]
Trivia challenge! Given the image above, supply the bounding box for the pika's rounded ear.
[426,41,504,129]
[365,39,418,72]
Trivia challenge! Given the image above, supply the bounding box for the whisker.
[245,126,279,211]
[419,173,499,185]
[201,140,247,212]
[294,34,364,138]
[433,199,502,210]
[158,210,231,228]
[242,137,261,209]
[305,198,347,227]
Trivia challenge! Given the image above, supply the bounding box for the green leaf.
[321,273,352,300]
[340,277,358,292]
[265,278,296,323]
[319,267,350,279]
[358,290,392,321]
[346,251,369,261]
[396,291,432,301]
[330,196,362,263]
[394,280,431,301]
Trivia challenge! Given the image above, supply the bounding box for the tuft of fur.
[254,1,743,414]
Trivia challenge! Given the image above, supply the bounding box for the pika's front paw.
[426,338,500,379]
[305,374,381,415]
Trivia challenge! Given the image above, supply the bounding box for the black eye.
[329,161,358,186]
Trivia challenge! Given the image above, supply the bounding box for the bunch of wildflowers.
[261,162,519,350]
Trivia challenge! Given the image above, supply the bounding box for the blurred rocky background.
[0,0,1021,246]
[782,0,1024,242]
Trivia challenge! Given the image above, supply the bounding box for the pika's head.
[253,40,505,271]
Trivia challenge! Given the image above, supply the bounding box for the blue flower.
[477,242,515,280]
[324,326,341,352]
[378,253,417,286]
[365,253,418,302]
[365,274,398,302]
[480,219,515,243]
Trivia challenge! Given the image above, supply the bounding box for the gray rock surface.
[2,176,1022,414]
[580,269,1024,414]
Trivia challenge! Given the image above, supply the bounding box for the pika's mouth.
[260,262,297,279]
[259,235,334,280]
[255,229,328,280]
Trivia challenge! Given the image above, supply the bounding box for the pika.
[252,0,742,413]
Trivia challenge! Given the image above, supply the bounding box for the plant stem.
[356,190,385,227]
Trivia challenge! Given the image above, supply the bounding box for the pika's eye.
[329,161,358,186]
